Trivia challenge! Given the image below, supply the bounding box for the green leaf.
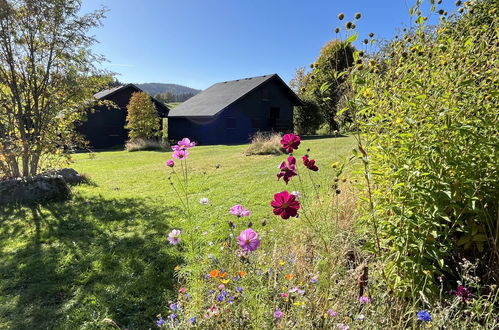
[345,32,358,45]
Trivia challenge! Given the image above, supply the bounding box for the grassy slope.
[0,136,354,329]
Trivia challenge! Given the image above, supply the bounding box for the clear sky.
[80,0,456,90]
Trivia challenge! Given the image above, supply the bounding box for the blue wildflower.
[170,313,177,320]
[156,317,165,326]
[205,274,211,279]
[221,290,228,297]
[170,303,178,311]
[208,289,215,294]
[184,293,191,299]
[189,316,197,324]
[417,310,431,322]
[217,294,224,302]
[236,286,243,293]
[227,295,235,304]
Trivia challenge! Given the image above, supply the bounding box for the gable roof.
[168,74,302,118]
[94,83,169,117]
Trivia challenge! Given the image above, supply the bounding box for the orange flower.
[286,273,294,280]
[210,269,220,278]
[220,272,227,278]
[238,271,247,278]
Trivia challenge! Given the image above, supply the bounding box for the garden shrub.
[245,132,284,156]
[345,0,498,298]
[293,96,322,135]
[125,138,169,152]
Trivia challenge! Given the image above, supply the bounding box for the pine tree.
[125,92,160,140]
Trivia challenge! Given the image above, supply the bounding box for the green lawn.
[0,136,354,329]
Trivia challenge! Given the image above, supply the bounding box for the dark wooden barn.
[79,84,169,149]
[168,74,302,145]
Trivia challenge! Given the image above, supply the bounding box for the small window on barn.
[226,118,236,129]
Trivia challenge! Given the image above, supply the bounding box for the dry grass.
[125,139,169,152]
[244,132,284,156]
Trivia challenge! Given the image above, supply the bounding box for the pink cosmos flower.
[281,293,288,298]
[167,229,181,245]
[172,137,196,151]
[280,133,301,153]
[172,149,189,159]
[178,287,187,294]
[230,204,251,217]
[166,159,175,167]
[271,191,300,219]
[274,308,284,319]
[237,228,261,251]
[276,156,297,184]
[302,155,319,171]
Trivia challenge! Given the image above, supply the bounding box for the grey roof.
[168,74,301,118]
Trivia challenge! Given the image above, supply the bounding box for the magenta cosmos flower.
[172,137,196,151]
[271,191,300,219]
[166,159,175,167]
[302,155,318,171]
[230,204,251,217]
[237,228,260,251]
[276,156,297,184]
[172,149,189,159]
[167,229,181,245]
[280,133,301,153]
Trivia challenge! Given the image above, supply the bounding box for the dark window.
[226,118,236,129]
[252,119,263,129]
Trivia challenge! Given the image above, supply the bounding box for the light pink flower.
[274,308,284,319]
[167,229,181,245]
[359,296,371,304]
[172,137,196,151]
[237,228,261,251]
[230,204,251,217]
[172,149,189,159]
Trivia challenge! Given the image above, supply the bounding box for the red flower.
[277,156,297,184]
[271,191,300,219]
[302,155,318,171]
[280,133,301,153]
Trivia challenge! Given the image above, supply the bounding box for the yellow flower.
[220,279,230,284]
[174,265,181,271]
[331,162,340,168]
[279,260,285,266]
[395,118,404,125]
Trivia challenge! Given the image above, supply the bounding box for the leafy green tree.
[125,92,160,140]
[307,40,354,132]
[290,67,321,135]
[0,0,109,178]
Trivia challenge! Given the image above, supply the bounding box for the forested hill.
[136,83,200,97]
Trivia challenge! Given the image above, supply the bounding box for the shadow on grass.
[0,195,182,329]
[300,134,347,141]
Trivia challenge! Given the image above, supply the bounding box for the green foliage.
[348,0,498,298]
[293,97,322,135]
[125,92,160,140]
[0,0,109,178]
[306,40,355,132]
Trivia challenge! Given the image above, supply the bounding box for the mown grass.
[0,136,354,329]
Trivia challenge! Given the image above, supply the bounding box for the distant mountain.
[136,83,201,97]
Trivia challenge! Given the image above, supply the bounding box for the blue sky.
[81,0,455,90]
